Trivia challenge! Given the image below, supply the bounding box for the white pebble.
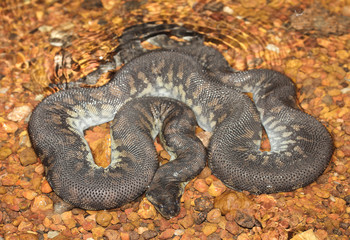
[223,6,234,14]
[7,105,32,122]
[266,44,280,53]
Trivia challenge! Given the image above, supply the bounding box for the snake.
[28,23,334,219]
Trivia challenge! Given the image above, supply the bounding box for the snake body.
[28,23,333,218]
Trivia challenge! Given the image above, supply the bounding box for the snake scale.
[28,23,333,218]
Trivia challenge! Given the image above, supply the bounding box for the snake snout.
[146,186,181,219]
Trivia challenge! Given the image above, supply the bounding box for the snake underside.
[28,22,334,218]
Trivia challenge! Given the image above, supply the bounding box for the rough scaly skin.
[28,23,333,218]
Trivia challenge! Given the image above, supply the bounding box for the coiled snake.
[28,23,333,218]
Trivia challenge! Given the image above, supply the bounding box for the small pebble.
[138,198,157,219]
[225,220,240,235]
[313,187,330,199]
[47,231,60,238]
[31,195,53,212]
[41,179,53,193]
[158,228,175,239]
[0,186,7,194]
[193,211,207,225]
[18,220,34,231]
[22,189,37,200]
[95,211,112,227]
[208,179,226,197]
[202,222,217,236]
[92,226,106,239]
[0,147,12,160]
[19,147,38,166]
[1,120,18,133]
[223,6,234,14]
[127,211,139,222]
[206,208,222,223]
[194,196,214,212]
[291,229,318,240]
[214,192,254,215]
[104,229,120,240]
[82,217,96,231]
[197,166,212,179]
[193,178,209,192]
[1,173,19,186]
[234,210,256,229]
[178,214,194,228]
[142,230,158,240]
[61,211,77,229]
[342,6,350,17]
[7,105,32,122]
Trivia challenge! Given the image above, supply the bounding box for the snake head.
[146,182,182,219]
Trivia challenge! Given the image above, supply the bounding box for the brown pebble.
[31,195,53,212]
[1,173,19,186]
[207,208,222,223]
[82,217,96,231]
[104,229,120,240]
[158,228,175,239]
[120,232,129,240]
[129,231,139,240]
[0,186,7,194]
[110,212,120,224]
[138,198,157,219]
[19,199,31,211]
[197,166,212,179]
[127,211,139,222]
[19,147,38,166]
[193,178,209,193]
[17,233,39,240]
[313,187,330,199]
[61,211,77,229]
[22,189,37,200]
[316,174,329,184]
[193,211,207,225]
[41,179,53,193]
[0,147,12,160]
[71,208,85,215]
[92,226,106,239]
[315,229,328,240]
[202,222,218,236]
[121,222,135,231]
[17,220,34,231]
[203,1,224,12]
[178,214,194,228]
[194,196,214,212]
[159,150,171,160]
[156,218,171,231]
[208,179,226,197]
[214,192,253,215]
[255,195,277,210]
[334,164,347,174]
[343,6,350,16]
[225,221,240,235]
[95,211,112,227]
[1,120,18,133]
[142,230,158,239]
[207,233,221,240]
[234,210,255,229]
[34,164,44,175]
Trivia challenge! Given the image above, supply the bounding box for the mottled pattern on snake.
[28,23,333,218]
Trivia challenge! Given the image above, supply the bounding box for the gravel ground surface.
[0,0,349,239]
